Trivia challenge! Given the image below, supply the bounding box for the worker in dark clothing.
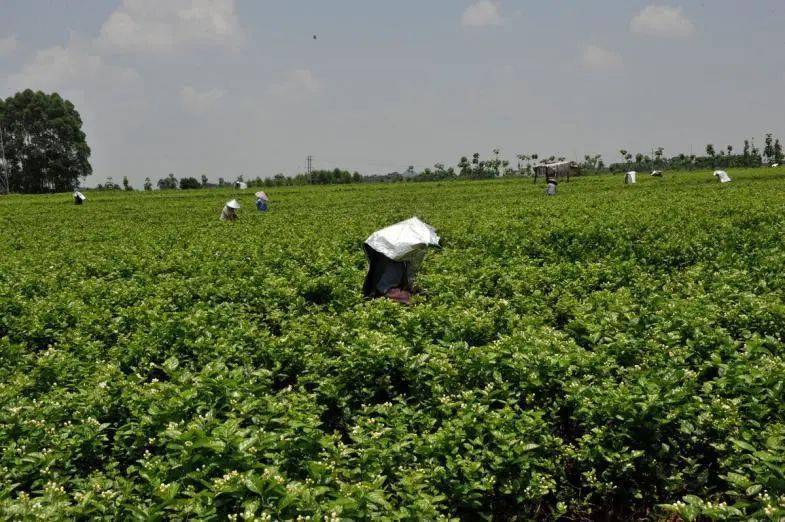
[362,217,440,305]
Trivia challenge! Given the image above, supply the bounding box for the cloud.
[6,42,142,99]
[461,1,504,27]
[582,44,623,71]
[0,35,18,56]
[630,5,695,39]
[180,85,225,114]
[4,40,146,168]
[98,0,245,53]
[269,69,322,99]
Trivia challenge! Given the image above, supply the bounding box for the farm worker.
[625,171,637,184]
[651,170,663,177]
[255,191,268,211]
[713,170,731,183]
[545,178,557,196]
[73,191,86,205]
[363,217,440,304]
[220,199,241,221]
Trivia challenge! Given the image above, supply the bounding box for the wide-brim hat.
[226,199,241,209]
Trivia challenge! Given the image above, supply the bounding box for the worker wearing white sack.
[73,191,86,205]
[713,170,731,183]
[220,199,241,221]
[545,178,557,196]
[651,170,663,177]
[625,171,637,184]
[363,217,440,304]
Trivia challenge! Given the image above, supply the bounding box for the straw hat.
[226,199,241,209]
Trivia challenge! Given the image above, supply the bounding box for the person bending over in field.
[545,178,557,196]
[220,199,241,221]
[363,217,440,305]
[255,191,269,211]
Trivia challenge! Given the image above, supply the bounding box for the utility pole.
[0,125,8,195]
[306,155,313,175]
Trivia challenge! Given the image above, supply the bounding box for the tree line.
[85,138,785,192]
[3,89,784,194]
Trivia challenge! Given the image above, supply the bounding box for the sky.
[1,1,784,186]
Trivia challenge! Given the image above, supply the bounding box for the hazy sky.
[1,1,784,186]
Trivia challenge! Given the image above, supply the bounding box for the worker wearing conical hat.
[220,199,241,221]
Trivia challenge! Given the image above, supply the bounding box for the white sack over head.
[365,217,440,262]
[226,199,241,209]
[74,191,86,201]
[713,170,731,183]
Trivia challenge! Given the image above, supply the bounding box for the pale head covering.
[713,170,731,183]
[226,199,241,209]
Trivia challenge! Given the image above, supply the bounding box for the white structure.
[625,171,637,184]
[713,170,732,183]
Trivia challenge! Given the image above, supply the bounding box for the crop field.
[2,169,785,520]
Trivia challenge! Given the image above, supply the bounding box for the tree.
[705,144,715,157]
[201,174,208,187]
[655,147,664,166]
[457,156,471,177]
[123,176,132,191]
[143,177,152,191]
[619,150,628,162]
[179,176,201,189]
[157,173,177,190]
[764,133,774,163]
[775,139,784,163]
[218,177,225,187]
[0,89,92,193]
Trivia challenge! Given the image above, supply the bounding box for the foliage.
[157,173,178,190]
[0,90,92,193]
[179,177,201,190]
[2,168,785,519]
[94,177,122,191]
